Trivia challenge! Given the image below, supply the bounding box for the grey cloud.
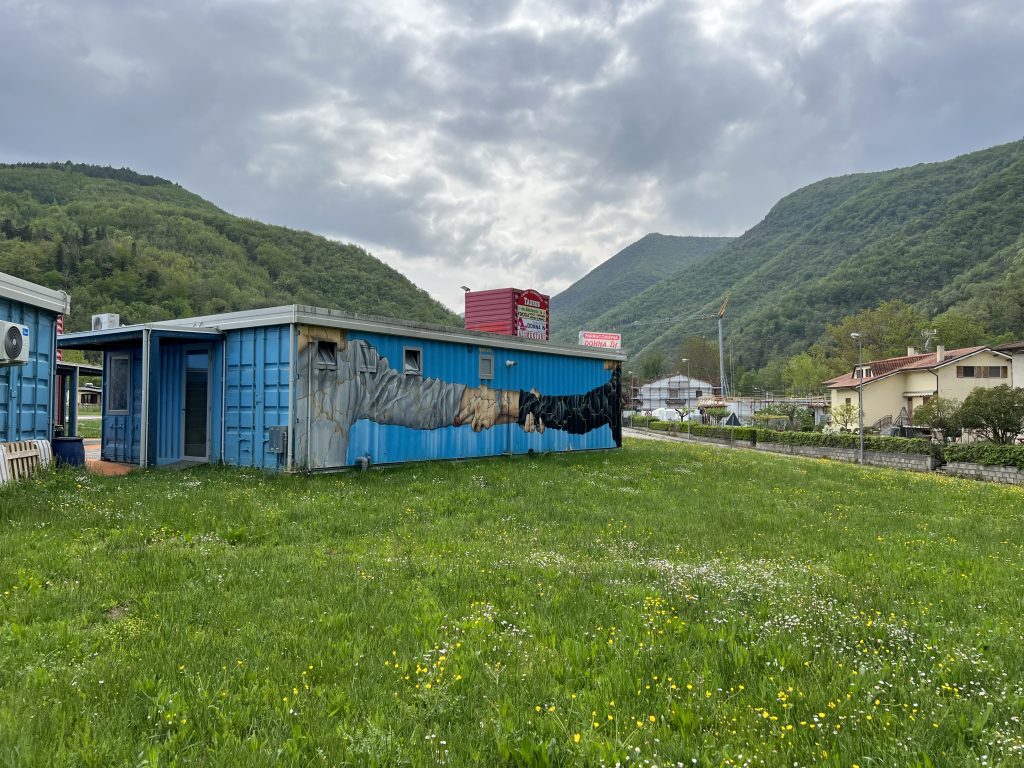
[534,250,587,282]
[2,0,1023,313]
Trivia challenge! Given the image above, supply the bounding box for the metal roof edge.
[0,271,70,315]
[154,303,626,361]
[292,306,627,360]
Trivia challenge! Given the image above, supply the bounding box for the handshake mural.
[454,371,620,437]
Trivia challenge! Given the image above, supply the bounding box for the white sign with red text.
[578,331,622,349]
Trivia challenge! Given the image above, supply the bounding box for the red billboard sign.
[515,289,549,340]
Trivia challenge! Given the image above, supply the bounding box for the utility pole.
[694,294,731,398]
[851,332,864,464]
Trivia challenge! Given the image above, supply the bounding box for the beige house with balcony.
[824,345,1014,429]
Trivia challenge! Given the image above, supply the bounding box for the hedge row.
[944,443,1024,470]
[632,420,1024,468]
[632,420,939,457]
[689,424,758,442]
[754,429,941,458]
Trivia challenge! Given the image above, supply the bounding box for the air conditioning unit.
[92,313,120,331]
[0,322,30,365]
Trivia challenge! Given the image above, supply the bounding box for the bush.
[755,429,941,459]
[945,443,1024,470]
[689,424,757,443]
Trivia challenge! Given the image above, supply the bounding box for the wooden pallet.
[0,440,53,485]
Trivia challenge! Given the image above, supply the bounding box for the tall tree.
[637,350,667,381]
[929,310,987,349]
[674,335,720,385]
[826,300,927,365]
[782,351,836,395]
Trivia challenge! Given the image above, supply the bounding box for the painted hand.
[521,389,545,433]
[457,384,500,432]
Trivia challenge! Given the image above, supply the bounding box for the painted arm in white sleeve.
[353,340,467,429]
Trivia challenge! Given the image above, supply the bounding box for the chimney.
[936,344,945,362]
[907,346,916,356]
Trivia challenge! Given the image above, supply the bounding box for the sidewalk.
[83,439,135,476]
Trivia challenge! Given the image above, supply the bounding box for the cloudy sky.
[2,0,1022,311]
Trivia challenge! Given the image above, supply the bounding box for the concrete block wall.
[944,462,1024,486]
[751,442,938,471]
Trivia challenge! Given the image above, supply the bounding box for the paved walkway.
[83,439,136,476]
[623,427,727,447]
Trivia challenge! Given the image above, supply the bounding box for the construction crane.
[693,294,731,397]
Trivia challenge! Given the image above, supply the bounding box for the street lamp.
[850,332,864,464]
[681,358,690,436]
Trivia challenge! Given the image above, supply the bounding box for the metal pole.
[682,358,691,436]
[852,333,864,464]
[718,316,727,397]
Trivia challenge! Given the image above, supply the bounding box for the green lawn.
[1,439,1022,766]
[75,418,101,439]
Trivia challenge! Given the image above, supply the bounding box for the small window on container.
[108,354,130,413]
[315,340,337,370]
[479,351,494,380]
[403,347,422,376]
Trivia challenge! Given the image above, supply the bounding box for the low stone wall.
[754,442,938,471]
[944,461,1024,486]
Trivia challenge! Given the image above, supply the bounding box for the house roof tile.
[824,346,987,389]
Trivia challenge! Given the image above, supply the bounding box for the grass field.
[75,417,101,439]
[1,439,1023,766]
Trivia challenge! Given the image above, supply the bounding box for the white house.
[632,373,716,413]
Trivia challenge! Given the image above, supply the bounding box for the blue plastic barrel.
[51,436,86,466]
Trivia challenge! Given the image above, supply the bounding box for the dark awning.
[59,327,224,351]
[56,361,103,377]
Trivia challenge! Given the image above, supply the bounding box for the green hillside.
[549,233,732,343]
[577,139,1024,368]
[0,163,459,331]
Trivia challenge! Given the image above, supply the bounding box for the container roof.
[66,304,627,361]
[0,271,70,315]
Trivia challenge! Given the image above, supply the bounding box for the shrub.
[945,443,1024,470]
[956,385,1024,445]
[755,429,941,459]
[689,424,757,443]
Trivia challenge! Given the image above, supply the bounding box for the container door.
[183,350,210,459]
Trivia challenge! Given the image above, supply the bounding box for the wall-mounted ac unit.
[92,313,120,331]
[0,322,30,365]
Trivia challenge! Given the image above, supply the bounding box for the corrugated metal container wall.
[0,299,56,441]
[102,348,143,463]
[156,342,183,463]
[341,331,619,467]
[224,325,290,469]
[464,289,518,335]
[156,342,224,464]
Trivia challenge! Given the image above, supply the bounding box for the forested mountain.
[569,139,1024,371]
[550,234,732,343]
[0,163,459,331]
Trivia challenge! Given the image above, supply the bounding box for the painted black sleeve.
[517,369,621,443]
